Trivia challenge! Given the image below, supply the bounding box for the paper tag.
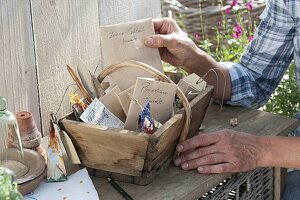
[100,18,163,72]
[178,73,207,96]
[80,98,124,129]
[47,121,67,182]
[116,85,135,115]
[125,78,177,131]
[60,130,81,164]
[99,86,126,122]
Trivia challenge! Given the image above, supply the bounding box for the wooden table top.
[92,103,299,200]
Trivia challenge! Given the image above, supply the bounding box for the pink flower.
[248,35,254,41]
[225,6,231,14]
[194,32,201,41]
[233,23,243,39]
[246,1,253,11]
[231,0,238,7]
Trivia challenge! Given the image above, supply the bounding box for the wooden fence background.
[0,0,161,134]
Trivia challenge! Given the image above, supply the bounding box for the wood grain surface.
[93,103,299,200]
[0,0,40,128]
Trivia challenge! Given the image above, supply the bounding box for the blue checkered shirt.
[222,0,300,108]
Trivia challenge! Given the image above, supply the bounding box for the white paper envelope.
[100,18,163,72]
[80,98,124,129]
[125,78,177,131]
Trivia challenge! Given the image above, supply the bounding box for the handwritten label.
[124,77,177,131]
[141,82,168,95]
[80,98,124,129]
[109,26,145,39]
[100,18,163,72]
[140,82,168,105]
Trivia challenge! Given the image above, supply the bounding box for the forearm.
[184,48,232,100]
[258,136,300,168]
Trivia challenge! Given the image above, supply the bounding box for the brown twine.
[199,68,227,110]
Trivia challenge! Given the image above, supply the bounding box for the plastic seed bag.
[138,102,154,134]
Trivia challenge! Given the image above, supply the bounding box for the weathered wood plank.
[274,167,287,200]
[93,104,299,200]
[202,104,299,137]
[61,118,149,176]
[188,85,213,137]
[31,0,102,134]
[98,0,161,26]
[0,0,40,129]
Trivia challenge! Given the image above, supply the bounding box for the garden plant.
[171,0,300,118]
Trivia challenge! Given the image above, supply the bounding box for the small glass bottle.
[0,96,27,178]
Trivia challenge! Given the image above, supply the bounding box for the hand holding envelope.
[100,18,163,72]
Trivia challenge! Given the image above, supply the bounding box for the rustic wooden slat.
[188,85,213,137]
[147,114,183,151]
[134,156,173,185]
[0,0,40,129]
[98,0,161,26]
[144,141,176,172]
[93,104,299,200]
[274,167,287,200]
[30,0,102,134]
[61,118,149,176]
[202,104,299,136]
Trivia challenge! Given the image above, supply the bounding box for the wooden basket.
[59,60,213,185]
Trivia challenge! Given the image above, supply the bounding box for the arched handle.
[98,60,191,142]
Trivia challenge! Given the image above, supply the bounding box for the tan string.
[198,68,227,110]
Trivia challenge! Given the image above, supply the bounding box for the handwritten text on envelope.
[100,18,163,72]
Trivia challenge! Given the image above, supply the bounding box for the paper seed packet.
[47,115,67,182]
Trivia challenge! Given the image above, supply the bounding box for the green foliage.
[190,8,255,63]
[265,63,300,117]
[176,1,299,117]
[0,167,23,200]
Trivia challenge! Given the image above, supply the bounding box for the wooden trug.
[59,62,213,185]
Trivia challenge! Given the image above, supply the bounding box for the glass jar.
[0,97,27,178]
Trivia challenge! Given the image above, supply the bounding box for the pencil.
[66,64,93,103]
[107,177,134,200]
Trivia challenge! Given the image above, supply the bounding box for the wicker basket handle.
[97,60,191,142]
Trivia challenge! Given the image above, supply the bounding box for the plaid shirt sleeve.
[222,0,297,108]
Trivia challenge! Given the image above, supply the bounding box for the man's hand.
[144,18,200,72]
[174,129,264,173]
[144,18,232,100]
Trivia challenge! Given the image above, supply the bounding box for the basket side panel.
[61,119,149,176]
[189,85,214,138]
[145,115,183,162]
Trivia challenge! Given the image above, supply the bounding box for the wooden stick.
[66,64,93,103]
